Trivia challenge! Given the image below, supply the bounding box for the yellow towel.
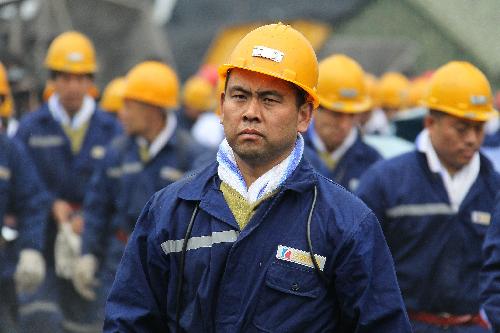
[220,182,276,230]
[319,151,337,170]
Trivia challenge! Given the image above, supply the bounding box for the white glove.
[72,254,99,301]
[15,249,46,294]
[54,222,81,279]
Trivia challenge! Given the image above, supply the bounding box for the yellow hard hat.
[182,76,216,111]
[407,77,430,108]
[0,62,10,96]
[124,61,179,109]
[218,22,319,108]
[0,94,13,118]
[100,77,126,112]
[422,61,496,121]
[45,31,97,74]
[378,72,410,109]
[317,54,371,113]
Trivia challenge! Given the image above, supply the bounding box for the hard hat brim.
[218,64,320,109]
[319,96,372,114]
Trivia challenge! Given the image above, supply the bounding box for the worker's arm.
[81,145,120,258]
[104,196,170,333]
[334,211,412,332]
[480,193,500,332]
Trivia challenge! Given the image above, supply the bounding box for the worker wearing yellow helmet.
[104,22,410,332]
[0,63,18,137]
[304,54,382,192]
[73,61,203,312]
[99,76,127,115]
[364,71,410,136]
[14,31,122,333]
[357,61,499,332]
[178,75,216,130]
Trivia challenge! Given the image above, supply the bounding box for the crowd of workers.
[0,21,500,333]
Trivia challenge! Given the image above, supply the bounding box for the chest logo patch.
[276,245,326,271]
[471,211,491,226]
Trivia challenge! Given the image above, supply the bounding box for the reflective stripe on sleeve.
[386,203,456,218]
[161,230,239,255]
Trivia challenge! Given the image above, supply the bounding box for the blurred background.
[0,0,499,117]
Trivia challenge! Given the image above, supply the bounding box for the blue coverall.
[104,159,412,332]
[0,134,50,332]
[15,104,122,333]
[357,151,500,333]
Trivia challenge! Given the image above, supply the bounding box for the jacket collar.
[178,157,318,202]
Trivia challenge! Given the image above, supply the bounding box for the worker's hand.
[72,254,99,301]
[54,222,81,279]
[15,249,46,294]
[52,199,74,225]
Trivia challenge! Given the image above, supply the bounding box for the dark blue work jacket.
[82,129,202,258]
[356,151,500,315]
[104,159,411,332]
[15,104,122,204]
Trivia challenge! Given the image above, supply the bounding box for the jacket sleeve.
[480,192,500,332]
[10,139,51,251]
[334,211,412,332]
[104,197,170,332]
[81,147,120,258]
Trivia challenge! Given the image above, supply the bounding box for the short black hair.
[224,69,309,108]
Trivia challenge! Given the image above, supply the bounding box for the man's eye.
[232,94,246,100]
[263,97,278,104]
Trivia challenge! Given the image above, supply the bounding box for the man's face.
[53,72,93,114]
[120,99,154,136]
[426,113,485,173]
[221,68,312,168]
[314,108,357,152]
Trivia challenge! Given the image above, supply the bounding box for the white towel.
[217,134,304,204]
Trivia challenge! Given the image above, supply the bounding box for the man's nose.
[242,96,261,122]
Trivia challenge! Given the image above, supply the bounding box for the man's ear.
[297,102,314,133]
[220,91,226,119]
[424,114,435,129]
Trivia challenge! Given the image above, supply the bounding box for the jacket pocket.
[252,261,324,332]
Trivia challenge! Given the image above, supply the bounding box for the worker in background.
[363,71,410,136]
[356,61,499,333]
[73,61,202,309]
[481,91,500,172]
[358,72,378,130]
[178,74,216,131]
[0,61,51,333]
[481,192,500,332]
[104,22,411,332]
[0,63,18,137]
[15,31,122,333]
[99,77,126,117]
[362,71,414,159]
[304,54,382,192]
[391,75,432,142]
